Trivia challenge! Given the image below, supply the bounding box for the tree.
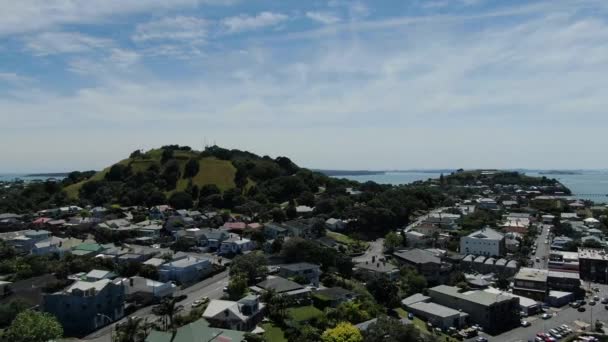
[321,322,363,342]
[383,232,403,253]
[114,316,148,342]
[363,316,426,342]
[366,277,400,308]
[227,274,248,300]
[152,298,183,331]
[230,252,269,285]
[4,310,63,342]
[168,192,193,210]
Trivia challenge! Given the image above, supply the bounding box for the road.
[352,238,384,264]
[82,270,229,341]
[532,224,552,269]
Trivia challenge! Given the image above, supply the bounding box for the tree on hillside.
[227,274,248,300]
[115,316,148,342]
[367,277,400,308]
[321,322,363,342]
[3,310,63,342]
[152,297,183,331]
[363,316,430,342]
[183,159,200,178]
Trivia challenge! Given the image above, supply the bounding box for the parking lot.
[468,282,608,342]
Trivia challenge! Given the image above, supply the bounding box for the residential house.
[43,279,125,335]
[459,227,505,257]
[405,231,428,247]
[325,218,346,231]
[120,276,176,303]
[71,243,109,257]
[252,276,311,299]
[354,261,400,282]
[202,295,265,331]
[158,256,212,284]
[278,263,321,286]
[219,236,254,255]
[85,269,116,282]
[263,223,288,240]
[7,229,51,253]
[477,198,498,210]
[146,318,245,342]
[393,249,451,284]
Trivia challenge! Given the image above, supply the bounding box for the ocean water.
[335,171,608,204]
[0,174,65,182]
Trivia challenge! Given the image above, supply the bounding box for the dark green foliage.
[169,191,193,210]
[230,252,269,285]
[366,277,400,307]
[183,158,200,178]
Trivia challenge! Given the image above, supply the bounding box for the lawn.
[326,231,369,253]
[261,323,287,342]
[63,158,130,199]
[287,305,324,322]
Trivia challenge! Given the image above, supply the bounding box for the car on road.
[605,305,608,310]
[521,320,530,327]
[191,297,209,308]
[570,302,580,308]
[475,337,488,342]
[578,306,587,312]
[601,298,608,304]
[589,300,596,306]
[593,295,600,301]
[542,313,552,320]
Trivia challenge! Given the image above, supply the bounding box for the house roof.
[86,269,113,280]
[355,261,398,273]
[144,258,166,267]
[65,279,112,294]
[430,285,514,307]
[409,301,463,318]
[393,249,441,265]
[466,227,503,240]
[401,293,430,307]
[280,262,320,272]
[256,276,303,293]
[146,319,245,342]
[314,287,355,300]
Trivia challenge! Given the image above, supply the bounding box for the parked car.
[548,329,562,339]
[593,295,600,301]
[578,306,587,312]
[571,302,580,308]
[601,298,608,304]
[590,300,596,306]
[475,337,488,342]
[542,313,552,320]
[521,320,531,327]
[605,305,608,310]
[191,297,209,308]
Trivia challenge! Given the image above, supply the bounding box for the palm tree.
[153,297,183,331]
[114,316,148,342]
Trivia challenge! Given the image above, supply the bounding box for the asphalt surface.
[352,238,384,264]
[531,224,552,269]
[81,270,229,341]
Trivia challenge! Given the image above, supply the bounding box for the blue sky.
[1,0,608,172]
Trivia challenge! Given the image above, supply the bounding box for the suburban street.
[532,224,552,269]
[352,238,384,264]
[82,270,229,341]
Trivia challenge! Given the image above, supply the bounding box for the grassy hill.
[64,148,237,199]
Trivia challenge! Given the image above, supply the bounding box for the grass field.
[261,323,287,342]
[326,231,369,253]
[287,305,324,322]
[394,308,451,342]
[64,154,236,199]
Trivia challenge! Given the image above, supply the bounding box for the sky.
[1,0,608,172]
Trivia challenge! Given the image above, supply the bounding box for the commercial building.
[158,255,212,284]
[428,285,520,334]
[547,271,580,292]
[408,301,468,330]
[512,267,548,301]
[578,248,608,284]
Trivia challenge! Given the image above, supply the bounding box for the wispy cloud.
[23,32,112,55]
[222,12,288,33]
[133,16,209,43]
[306,11,341,25]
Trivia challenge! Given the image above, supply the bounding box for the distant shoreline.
[24,172,69,178]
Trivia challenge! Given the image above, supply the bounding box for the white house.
[120,276,176,299]
[219,236,254,255]
[460,227,505,257]
[584,218,601,228]
[203,295,265,331]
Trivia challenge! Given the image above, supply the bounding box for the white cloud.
[0,72,33,84]
[306,11,341,25]
[132,16,209,42]
[0,0,236,37]
[23,32,112,55]
[222,12,288,33]
[109,49,141,67]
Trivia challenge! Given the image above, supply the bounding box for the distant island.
[316,170,386,176]
[538,170,582,175]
